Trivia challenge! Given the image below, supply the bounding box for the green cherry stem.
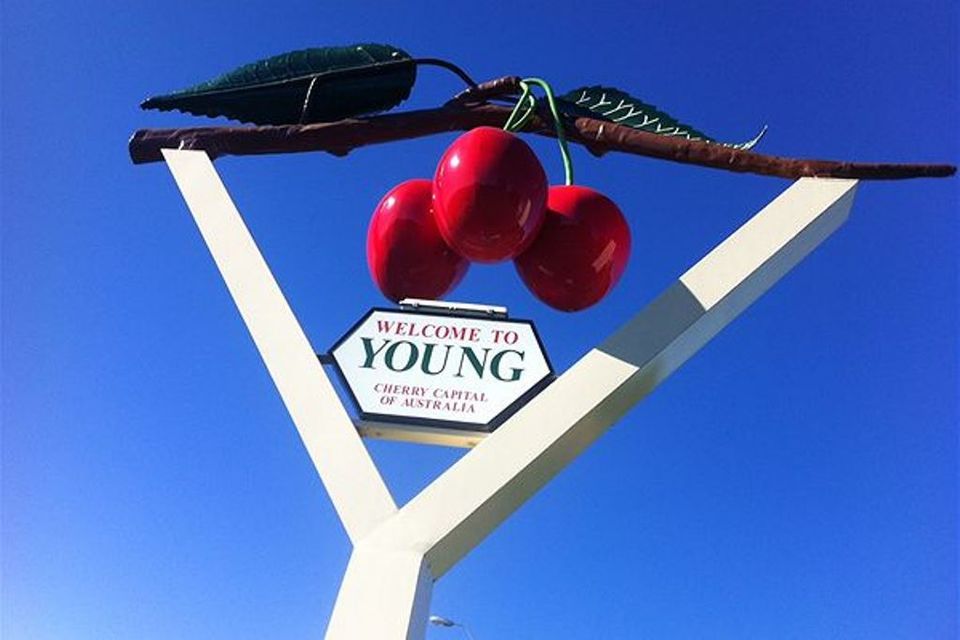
[508,93,537,131]
[502,84,534,132]
[501,78,574,186]
[523,78,573,186]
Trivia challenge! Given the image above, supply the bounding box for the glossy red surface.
[432,127,547,263]
[514,185,631,311]
[367,179,469,302]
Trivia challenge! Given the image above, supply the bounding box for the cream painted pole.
[160,149,855,640]
[325,544,434,640]
[162,149,397,543]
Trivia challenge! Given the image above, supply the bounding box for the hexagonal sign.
[330,307,553,432]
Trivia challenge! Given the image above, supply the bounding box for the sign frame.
[326,306,555,434]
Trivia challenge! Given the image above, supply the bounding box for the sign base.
[354,419,486,448]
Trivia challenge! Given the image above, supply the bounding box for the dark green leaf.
[141,43,417,125]
[555,86,766,150]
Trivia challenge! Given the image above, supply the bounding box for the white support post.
[161,149,856,640]
[325,545,434,640]
[162,150,397,543]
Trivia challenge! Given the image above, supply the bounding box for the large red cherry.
[367,179,469,302]
[514,185,631,312]
[432,127,548,263]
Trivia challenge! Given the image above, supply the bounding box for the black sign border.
[326,307,555,434]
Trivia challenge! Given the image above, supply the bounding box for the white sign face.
[331,309,553,431]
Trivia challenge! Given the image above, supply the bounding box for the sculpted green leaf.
[555,86,766,150]
[141,43,417,125]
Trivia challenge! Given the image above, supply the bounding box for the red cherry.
[514,185,631,312]
[432,127,548,263]
[367,179,469,302]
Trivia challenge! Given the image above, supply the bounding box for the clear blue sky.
[2,1,957,638]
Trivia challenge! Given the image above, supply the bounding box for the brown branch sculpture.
[129,76,955,181]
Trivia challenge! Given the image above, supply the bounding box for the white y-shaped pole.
[163,149,857,639]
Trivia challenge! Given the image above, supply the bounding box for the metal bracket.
[398,297,509,318]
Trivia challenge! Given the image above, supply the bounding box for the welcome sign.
[330,308,553,431]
